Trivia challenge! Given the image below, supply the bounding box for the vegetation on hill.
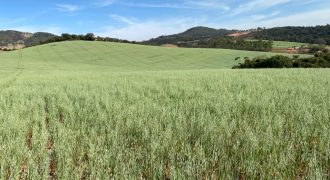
[0,30,57,47]
[0,30,28,46]
[145,25,330,52]
[24,32,59,46]
[145,26,236,45]
[42,33,97,43]
[249,25,330,45]
[42,33,133,45]
[233,49,330,68]
[144,26,273,52]
[181,37,273,52]
[0,31,132,49]
[0,41,329,178]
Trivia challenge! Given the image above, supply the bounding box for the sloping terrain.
[0,41,288,71]
[0,41,328,179]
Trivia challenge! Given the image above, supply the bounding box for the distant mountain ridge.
[1,24,329,50]
[0,30,57,49]
[145,25,330,46]
[144,26,237,45]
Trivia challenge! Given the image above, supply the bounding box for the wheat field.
[0,41,328,179]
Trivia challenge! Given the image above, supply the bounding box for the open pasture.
[0,41,329,179]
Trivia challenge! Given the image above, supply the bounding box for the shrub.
[233,50,330,68]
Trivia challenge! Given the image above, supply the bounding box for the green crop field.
[0,41,329,179]
[0,41,291,72]
[246,39,309,49]
[272,41,309,49]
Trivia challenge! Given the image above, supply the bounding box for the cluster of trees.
[249,25,330,45]
[42,33,134,45]
[308,45,329,54]
[233,49,330,68]
[207,38,272,52]
[42,33,96,44]
[179,38,273,52]
[96,37,133,43]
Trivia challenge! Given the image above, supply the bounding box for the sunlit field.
[0,41,329,179]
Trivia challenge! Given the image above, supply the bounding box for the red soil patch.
[227,31,251,37]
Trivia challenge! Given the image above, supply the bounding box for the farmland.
[246,39,309,48]
[0,41,329,179]
[0,41,291,71]
[272,41,309,49]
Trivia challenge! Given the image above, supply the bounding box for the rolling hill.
[0,41,292,72]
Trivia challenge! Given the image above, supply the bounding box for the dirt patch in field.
[227,31,251,37]
[272,48,310,54]
[162,44,179,48]
[272,48,293,53]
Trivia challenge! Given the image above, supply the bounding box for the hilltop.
[0,30,57,50]
[144,26,237,45]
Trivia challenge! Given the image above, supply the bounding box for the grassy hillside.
[0,41,289,71]
[273,41,309,48]
[0,41,329,179]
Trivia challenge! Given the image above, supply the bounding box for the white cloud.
[257,8,330,27]
[231,0,293,16]
[97,16,209,41]
[225,8,330,29]
[56,4,81,12]
[250,11,281,21]
[99,5,330,41]
[119,0,230,11]
[95,0,116,7]
[8,26,63,35]
[184,0,231,11]
[110,14,136,25]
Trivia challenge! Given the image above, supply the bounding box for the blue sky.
[0,0,329,41]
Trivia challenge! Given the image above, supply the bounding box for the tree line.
[178,38,273,52]
[233,49,330,68]
[208,38,272,52]
[41,33,134,45]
